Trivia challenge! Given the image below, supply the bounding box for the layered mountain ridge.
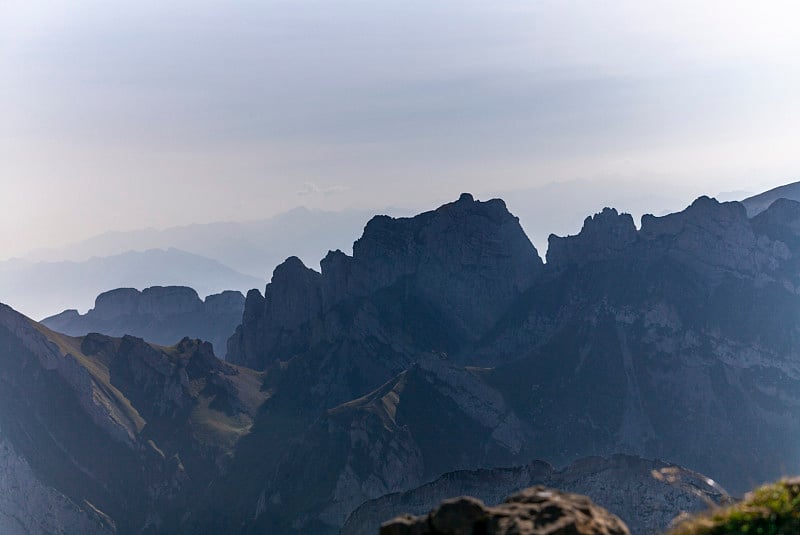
[0,303,265,533]
[4,190,800,534]
[42,286,244,359]
[205,192,800,532]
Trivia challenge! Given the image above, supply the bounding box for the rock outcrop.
[380,486,630,535]
[343,455,724,535]
[42,286,245,359]
[0,424,115,535]
[547,208,638,267]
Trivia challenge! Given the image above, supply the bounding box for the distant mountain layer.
[742,180,800,216]
[0,248,262,320]
[42,286,244,359]
[22,207,382,278]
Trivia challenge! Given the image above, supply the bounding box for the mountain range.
[3,188,800,533]
[5,179,732,321]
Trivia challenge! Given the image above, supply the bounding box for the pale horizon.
[3,0,800,258]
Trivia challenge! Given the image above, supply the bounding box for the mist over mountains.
[3,185,800,534]
[20,207,379,277]
[4,180,724,320]
[0,249,260,320]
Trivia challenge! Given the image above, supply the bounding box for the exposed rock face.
[343,455,723,535]
[274,360,534,530]
[547,208,638,266]
[380,486,630,535]
[0,303,265,533]
[478,197,800,497]
[42,286,244,359]
[227,193,542,371]
[193,194,800,533]
[0,424,115,535]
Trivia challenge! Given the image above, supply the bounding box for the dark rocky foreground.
[343,455,724,535]
[380,486,630,535]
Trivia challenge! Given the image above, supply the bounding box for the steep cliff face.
[42,287,245,359]
[485,197,800,492]
[199,195,800,532]
[227,193,542,371]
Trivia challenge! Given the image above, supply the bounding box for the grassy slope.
[670,479,800,535]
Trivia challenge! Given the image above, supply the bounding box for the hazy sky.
[2,0,800,258]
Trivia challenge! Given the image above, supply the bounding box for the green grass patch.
[670,479,800,535]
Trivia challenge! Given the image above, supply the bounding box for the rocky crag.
[380,486,630,535]
[206,193,800,532]
[43,286,244,359]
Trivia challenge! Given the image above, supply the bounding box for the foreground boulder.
[380,486,630,535]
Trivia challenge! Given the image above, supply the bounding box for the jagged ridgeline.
[2,192,800,534]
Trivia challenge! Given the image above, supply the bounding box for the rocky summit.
[380,486,630,535]
[227,193,541,371]
[42,286,245,359]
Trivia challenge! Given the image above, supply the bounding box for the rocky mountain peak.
[92,286,203,320]
[544,196,789,277]
[640,197,785,276]
[204,290,246,315]
[42,287,245,360]
[228,194,543,370]
[547,207,637,266]
[346,193,543,327]
[263,256,323,331]
[640,196,748,239]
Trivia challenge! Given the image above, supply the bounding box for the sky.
[2,0,800,259]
